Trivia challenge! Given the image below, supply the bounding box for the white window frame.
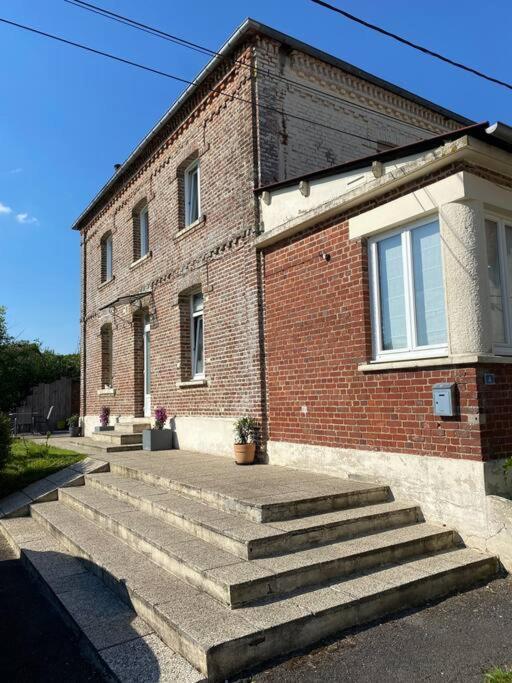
[103,233,113,282]
[485,212,512,355]
[190,292,204,378]
[184,160,200,227]
[368,214,448,362]
[139,205,149,257]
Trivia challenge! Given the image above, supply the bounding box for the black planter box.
[142,429,173,451]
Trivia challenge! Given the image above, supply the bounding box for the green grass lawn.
[485,668,512,683]
[0,437,84,500]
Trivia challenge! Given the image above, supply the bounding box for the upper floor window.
[101,232,113,283]
[191,292,204,377]
[485,215,512,353]
[133,201,149,261]
[185,160,200,227]
[369,217,447,361]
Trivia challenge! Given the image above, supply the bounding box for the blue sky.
[1,0,511,353]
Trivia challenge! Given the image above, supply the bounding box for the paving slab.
[100,633,203,683]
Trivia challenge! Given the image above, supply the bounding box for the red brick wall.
[263,219,488,461]
[478,365,512,460]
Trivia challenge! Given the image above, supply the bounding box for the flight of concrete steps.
[0,447,500,682]
[70,418,150,454]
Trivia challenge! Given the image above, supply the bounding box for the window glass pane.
[140,208,149,256]
[505,225,512,299]
[377,234,407,350]
[485,219,506,343]
[192,292,203,314]
[412,221,446,346]
[106,236,112,281]
[187,166,199,225]
[193,316,203,376]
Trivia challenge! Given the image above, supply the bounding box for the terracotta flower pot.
[234,443,256,465]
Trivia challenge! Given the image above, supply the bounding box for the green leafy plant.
[504,457,512,480]
[0,412,12,470]
[484,666,512,683]
[233,417,258,445]
[67,415,79,428]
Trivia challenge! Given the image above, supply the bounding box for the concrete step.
[114,421,151,434]
[1,510,499,682]
[55,489,456,608]
[66,437,142,454]
[92,432,143,446]
[108,459,392,522]
[0,516,202,682]
[85,471,422,559]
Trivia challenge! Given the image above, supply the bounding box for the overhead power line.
[64,0,439,136]
[310,0,512,92]
[0,15,399,148]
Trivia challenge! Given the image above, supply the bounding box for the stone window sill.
[358,353,512,372]
[97,387,117,396]
[175,214,206,240]
[130,251,152,270]
[176,378,208,388]
[98,276,115,290]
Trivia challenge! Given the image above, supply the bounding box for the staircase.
[71,418,151,454]
[0,449,500,682]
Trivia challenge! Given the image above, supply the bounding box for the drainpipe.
[80,231,87,429]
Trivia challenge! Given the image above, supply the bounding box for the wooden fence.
[10,377,80,432]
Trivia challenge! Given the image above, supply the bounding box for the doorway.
[143,314,151,417]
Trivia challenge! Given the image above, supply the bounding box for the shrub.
[233,417,258,445]
[0,412,12,470]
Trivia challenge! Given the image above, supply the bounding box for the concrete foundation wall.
[268,439,512,569]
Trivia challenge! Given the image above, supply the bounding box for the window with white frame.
[191,292,204,377]
[139,204,149,257]
[101,232,113,283]
[184,160,200,226]
[369,217,447,361]
[485,215,512,353]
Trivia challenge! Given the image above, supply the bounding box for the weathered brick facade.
[77,23,466,446]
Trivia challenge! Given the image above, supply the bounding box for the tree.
[0,307,80,413]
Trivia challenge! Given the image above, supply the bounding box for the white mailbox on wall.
[432,383,456,417]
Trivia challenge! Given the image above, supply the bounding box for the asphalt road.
[242,577,512,683]
[0,534,104,683]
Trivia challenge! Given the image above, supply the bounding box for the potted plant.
[94,406,114,432]
[143,407,173,451]
[233,417,258,465]
[67,414,80,437]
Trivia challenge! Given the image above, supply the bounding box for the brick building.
[73,20,511,562]
[74,18,465,449]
